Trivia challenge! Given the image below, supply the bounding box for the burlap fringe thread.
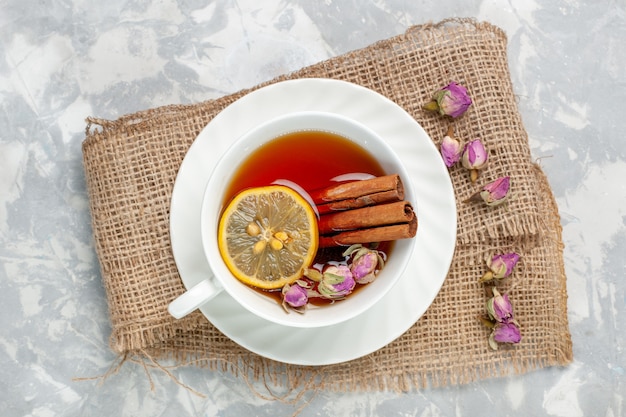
[81,18,573,400]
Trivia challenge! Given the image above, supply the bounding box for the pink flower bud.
[440,127,463,168]
[318,265,355,299]
[462,139,488,170]
[343,244,385,285]
[282,283,308,309]
[425,82,473,118]
[481,287,522,350]
[480,252,520,282]
[486,287,514,323]
[490,253,520,278]
[480,176,510,206]
[489,322,522,350]
[350,251,379,284]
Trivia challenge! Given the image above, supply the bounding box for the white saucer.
[170,78,457,366]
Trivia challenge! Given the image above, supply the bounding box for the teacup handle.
[168,279,223,319]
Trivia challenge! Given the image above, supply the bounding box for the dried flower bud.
[424,82,472,118]
[481,287,522,350]
[281,282,309,313]
[479,252,520,282]
[440,126,463,168]
[350,251,379,284]
[346,245,385,285]
[488,322,522,350]
[317,265,355,299]
[462,139,488,182]
[465,176,511,207]
[486,287,514,323]
[462,139,488,169]
[481,176,510,206]
[282,283,308,307]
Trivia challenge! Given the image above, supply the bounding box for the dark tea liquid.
[224,130,386,202]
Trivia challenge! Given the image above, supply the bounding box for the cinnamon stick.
[309,174,404,206]
[316,188,403,215]
[318,217,418,247]
[310,174,417,247]
[317,200,415,235]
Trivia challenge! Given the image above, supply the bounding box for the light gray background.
[1,1,624,416]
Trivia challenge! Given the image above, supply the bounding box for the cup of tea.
[168,111,417,328]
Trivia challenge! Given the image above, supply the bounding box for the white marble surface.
[1,0,624,416]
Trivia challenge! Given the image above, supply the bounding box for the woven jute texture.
[82,19,572,391]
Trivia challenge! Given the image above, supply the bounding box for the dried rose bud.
[480,287,522,350]
[350,251,379,284]
[317,265,356,299]
[343,244,385,285]
[462,139,488,169]
[481,176,510,206]
[466,176,511,207]
[440,126,463,168]
[282,282,308,309]
[462,139,488,182]
[486,287,514,323]
[424,82,472,118]
[489,322,522,350]
[479,252,520,282]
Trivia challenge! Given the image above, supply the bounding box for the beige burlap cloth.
[82,19,572,391]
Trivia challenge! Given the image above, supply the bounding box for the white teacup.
[168,111,417,328]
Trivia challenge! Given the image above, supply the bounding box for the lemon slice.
[218,185,319,290]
